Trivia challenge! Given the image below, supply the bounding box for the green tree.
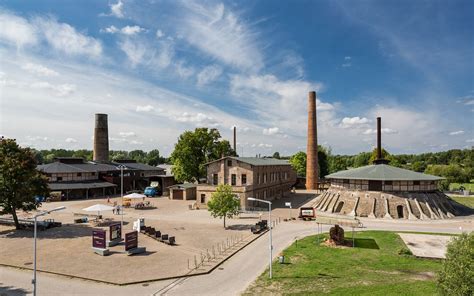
[411,161,426,172]
[368,148,390,164]
[0,138,50,229]
[207,184,241,228]
[146,149,163,166]
[272,152,281,159]
[110,150,129,161]
[318,146,329,177]
[129,150,147,163]
[289,151,307,177]
[437,232,473,296]
[171,128,235,183]
[353,152,371,167]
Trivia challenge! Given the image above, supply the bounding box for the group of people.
[106,197,122,215]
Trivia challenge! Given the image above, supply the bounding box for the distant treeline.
[33,149,168,166]
[279,148,473,190]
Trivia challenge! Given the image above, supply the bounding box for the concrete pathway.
[398,233,452,259]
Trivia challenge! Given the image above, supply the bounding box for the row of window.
[256,171,289,185]
[332,179,435,186]
[212,173,247,186]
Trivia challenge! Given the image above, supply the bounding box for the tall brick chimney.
[233,126,236,153]
[93,113,109,162]
[373,116,390,165]
[306,91,318,190]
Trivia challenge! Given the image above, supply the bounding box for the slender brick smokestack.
[374,116,389,165]
[233,126,236,154]
[377,117,382,160]
[93,113,109,162]
[306,91,318,190]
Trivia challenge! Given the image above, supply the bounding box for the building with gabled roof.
[197,156,297,209]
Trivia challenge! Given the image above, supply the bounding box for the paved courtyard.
[0,196,264,284]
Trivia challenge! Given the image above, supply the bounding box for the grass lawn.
[449,195,474,209]
[244,231,443,295]
[449,182,474,191]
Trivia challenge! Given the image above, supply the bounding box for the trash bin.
[278,255,285,264]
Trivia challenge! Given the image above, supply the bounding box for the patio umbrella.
[124,193,147,199]
[82,204,115,216]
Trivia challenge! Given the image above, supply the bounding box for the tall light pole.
[247,197,273,279]
[32,206,66,296]
[117,164,126,237]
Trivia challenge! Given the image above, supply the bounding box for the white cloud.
[175,112,218,126]
[0,11,38,48]
[136,105,154,112]
[101,25,119,34]
[342,63,351,67]
[466,139,474,143]
[119,131,136,137]
[178,2,264,71]
[34,17,102,58]
[119,39,146,66]
[197,64,222,86]
[340,116,369,128]
[65,137,77,143]
[22,63,59,77]
[263,127,279,135]
[175,60,195,79]
[449,130,465,136]
[110,0,124,18]
[344,56,351,60]
[156,29,164,39]
[363,128,398,135]
[258,143,273,148]
[100,24,146,36]
[30,81,76,97]
[456,95,474,106]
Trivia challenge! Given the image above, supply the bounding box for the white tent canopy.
[124,193,146,199]
[82,204,115,215]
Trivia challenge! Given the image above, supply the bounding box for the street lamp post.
[32,206,66,296]
[117,165,126,237]
[247,197,273,279]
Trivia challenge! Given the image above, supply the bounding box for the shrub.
[437,232,474,296]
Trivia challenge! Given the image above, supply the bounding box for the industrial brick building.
[197,156,297,209]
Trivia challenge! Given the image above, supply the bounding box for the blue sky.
[0,0,472,156]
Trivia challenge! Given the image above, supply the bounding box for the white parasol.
[124,193,147,199]
[82,204,115,216]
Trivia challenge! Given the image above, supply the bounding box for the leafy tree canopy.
[170,128,235,183]
[0,138,50,229]
[206,184,241,228]
[437,232,473,296]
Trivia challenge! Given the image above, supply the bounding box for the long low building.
[37,157,169,200]
[197,156,297,209]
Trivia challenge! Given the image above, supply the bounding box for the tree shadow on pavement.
[0,283,29,296]
[2,224,95,240]
[226,224,253,231]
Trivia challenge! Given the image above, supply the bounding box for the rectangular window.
[77,173,82,177]
[57,177,63,181]
[231,174,236,186]
[242,174,247,185]
[264,173,267,183]
[257,173,260,184]
[91,172,96,176]
[227,160,232,166]
[413,181,420,185]
[213,174,218,185]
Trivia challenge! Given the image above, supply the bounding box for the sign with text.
[125,231,138,251]
[109,223,121,241]
[300,207,315,218]
[92,229,106,249]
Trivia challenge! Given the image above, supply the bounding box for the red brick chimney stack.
[306,91,318,190]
